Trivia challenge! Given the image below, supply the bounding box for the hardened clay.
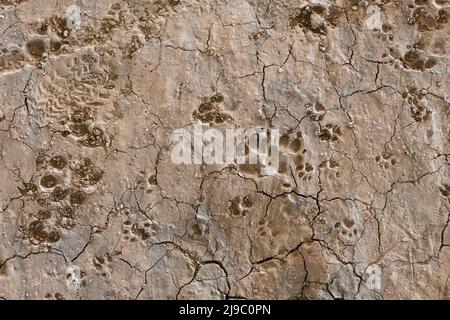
[0,0,449,300]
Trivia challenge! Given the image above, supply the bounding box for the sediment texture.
[0,0,449,299]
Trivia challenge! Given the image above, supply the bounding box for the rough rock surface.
[0,0,449,300]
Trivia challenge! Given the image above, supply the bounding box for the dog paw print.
[0,46,27,73]
[92,253,113,279]
[318,124,342,142]
[410,101,431,123]
[188,217,210,239]
[19,153,103,246]
[290,4,342,35]
[81,127,109,148]
[66,265,86,289]
[68,107,93,137]
[296,162,314,181]
[408,4,448,32]
[402,49,438,71]
[279,131,314,181]
[402,86,432,123]
[26,219,61,245]
[71,157,103,187]
[335,217,359,245]
[121,215,159,242]
[227,195,253,217]
[67,108,109,147]
[124,35,144,58]
[439,184,450,198]
[256,218,269,237]
[193,93,233,126]
[57,205,76,230]
[44,293,65,300]
[319,159,342,179]
[18,182,38,198]
[99,4,126,39]
[305,101,326,121]
[375,151,397,170]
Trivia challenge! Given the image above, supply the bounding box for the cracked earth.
[0,0,449,300]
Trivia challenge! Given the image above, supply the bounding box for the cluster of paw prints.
[65,107,109,148]
[227,195,253,217]
[290,4,342,35]
[278,132,315,182]
[113,204,160,243]
[334,217,359,245]
[18,154,103,245]
[402,86,432,123]
[375,150,398,170]
[193,93,233,126]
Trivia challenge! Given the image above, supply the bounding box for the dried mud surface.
[0,0,449,300]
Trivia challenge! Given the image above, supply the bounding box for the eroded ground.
[0,0,449,299]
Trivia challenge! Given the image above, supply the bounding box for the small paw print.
[296,162,314,181]
[319,159,342,179]
[228,195,253,217]
[335,217,359,245]
[318,123,342,142]
[375,151,397,169]
[92,253,113,279]
[439,184,450,198]
[305,101,325,121]
[122,215,159,242]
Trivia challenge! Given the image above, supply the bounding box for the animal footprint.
[335,217,359,245]
[121,215,159,242]
[318,123,342,142]
[319,159,342,179]
[193,93,233,126]
[305,101,326,121]
[92,253,113,279]
[227,195,253,217]
[375,151,397,170]
[439,184,450,198]
[279,131,314,181]
[402,86,432,123]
